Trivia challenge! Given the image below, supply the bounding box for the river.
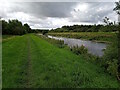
[48,35,107,57]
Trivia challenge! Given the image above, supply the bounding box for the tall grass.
[70,45,88,55]
[48,32,117,43]
[48,32,119,78]
[35,34,65,48]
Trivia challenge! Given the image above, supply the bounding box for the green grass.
[2,34,120,88]
[2,35,15,39]
[0,37,1,90]
[48,32,117,43]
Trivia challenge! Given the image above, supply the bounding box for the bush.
[70,45,88,55]
[101,37,118,76]
[107,59,118,76]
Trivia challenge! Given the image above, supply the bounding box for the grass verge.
[2,34,120,88]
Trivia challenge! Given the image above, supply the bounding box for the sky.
[0,1,118,29]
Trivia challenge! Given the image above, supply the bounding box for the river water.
[48,35,107,57]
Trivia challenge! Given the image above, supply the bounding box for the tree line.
[2,19,119,35]
[49,24,119,32]
[2,19,32,35]
[2,19,50,35]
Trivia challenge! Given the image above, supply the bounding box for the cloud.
[29,2,78,18]
[70,2,117,24]
[0,2,77,18]
[0,2,118,29]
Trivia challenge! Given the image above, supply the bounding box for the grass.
[48,32,117,43]
[0,36,1,90]
[2,34,120,88]
[2,35,16,42]
[2,35,15,39]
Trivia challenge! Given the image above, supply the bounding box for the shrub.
[101,37,118,76]
[70,45,88,55]
[107,59,118,76]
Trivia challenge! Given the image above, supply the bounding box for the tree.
[113,1,120,15]
[2,20,9,34]
[113,0,120,80]
[42,30,48,35]
[24,23,31,33]
[2,19,31,35]
[103,17,113,25]
[8,19,24,35]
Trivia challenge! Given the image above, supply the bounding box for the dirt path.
[25,35,32,88]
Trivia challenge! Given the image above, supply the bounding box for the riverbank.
[48,32,117,43]
[46,35,107,57]
[2,34,120,88]
[47,32,119,77]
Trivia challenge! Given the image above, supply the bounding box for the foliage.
[49,24,119,32]
[103,17,115,25]
[70,45,88,55]
[107,59,118,76]
[42,30,48,35]
[113,1,120,15]
[101,35,118,76]
[113,0,120,80]
[2,19,31,35]
[24,23,31,33]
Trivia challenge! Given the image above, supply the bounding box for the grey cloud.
[70,2,116,24]
[0,2,117,29]
[29,2,77,18]
[3,2,77,18]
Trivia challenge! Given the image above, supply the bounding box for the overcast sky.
[0,2,118,29]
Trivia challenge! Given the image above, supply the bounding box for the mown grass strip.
[2,34,120,88]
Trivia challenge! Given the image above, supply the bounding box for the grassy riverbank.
[48,32,117,43]
[2,34,120,88]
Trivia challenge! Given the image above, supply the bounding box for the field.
[48,32,117,43]
[2,34,120,88]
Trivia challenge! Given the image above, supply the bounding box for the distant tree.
[24,23,31,33]
[2,19,31,35]
[8,19,23,35]
[42,30,48,35]
[0,19,1,34]
[103,17,113,25]
[2,20,9,34]
[50,24,118,32]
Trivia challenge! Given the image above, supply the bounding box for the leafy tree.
[113,1,120,15]
[103,17,113,25]
[2,20,9,34]
[2,19,31,35]
[113,0,120,80]
[24,23,31,33]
